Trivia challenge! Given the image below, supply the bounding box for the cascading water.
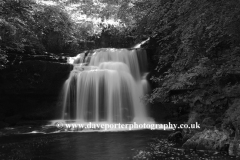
[62,48,150,123]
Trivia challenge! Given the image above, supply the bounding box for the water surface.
[0,127,236,160]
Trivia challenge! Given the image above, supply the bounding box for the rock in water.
[168,131,183,143]
[182,130,229,151]
[229,140,240,156]
[182,133,194,143]
[202,117,215,126]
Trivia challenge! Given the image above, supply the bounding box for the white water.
[62,48,150,123]
[133,38,150,48]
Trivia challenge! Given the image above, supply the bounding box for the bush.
[0,0,79,60]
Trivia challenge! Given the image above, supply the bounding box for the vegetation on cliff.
[132,0,240,135]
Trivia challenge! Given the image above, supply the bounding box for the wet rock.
[0,60,73,95]
[153,102,189,123]
[182,132,202,149]
[219,73,240,86]
[182,133,193,143]
[229,140,240,156]
[0,61,72,120]
[183,130,229,151]
[220,144,230,153]
[187,111,202,125]
[22,54,67,63]
[202,117,215,126]
[196,138,216,150]
[194,100,205,113]
[222,120,235,138]
[168,131,183,143]
[215,123,222,130]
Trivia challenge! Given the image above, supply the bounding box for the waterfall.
[63,48,150,123]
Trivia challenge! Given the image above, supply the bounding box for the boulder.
[168,131,183,143]
[182,132,202,149]
[182,133,193,143]
[229,140,240,156]
[202,117,215,126]
[183,130,229,151]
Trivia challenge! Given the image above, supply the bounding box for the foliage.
[138,0,240,105]
[34,4,75,53]
[133,0,240,130]
[0,0,40,53]
[0,0,139,67]
[146,57,214,103]
[0,0,79,57]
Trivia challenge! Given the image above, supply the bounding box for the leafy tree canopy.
[0,0,140,68]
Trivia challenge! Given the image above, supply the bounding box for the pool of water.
[0,126,237,160]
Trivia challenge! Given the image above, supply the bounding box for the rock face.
[182,130,229,151]
[168,131,183,143]
[202,117,215,126]
[150,102,189,123]
[229,140,240,156]
[0,60,73,124]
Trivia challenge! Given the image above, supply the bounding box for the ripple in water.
[0,126,237,160]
